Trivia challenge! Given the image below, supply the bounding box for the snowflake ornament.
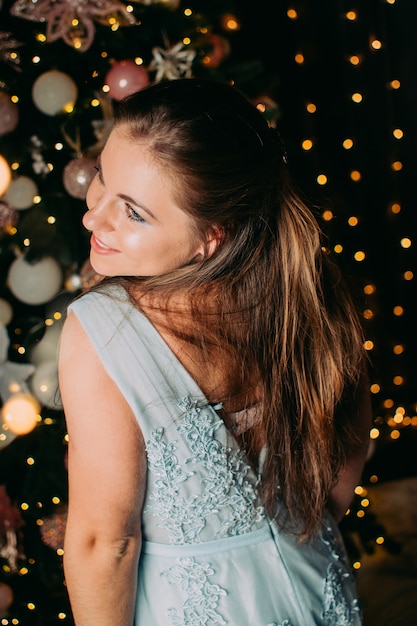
[150,40,196,82]
[0,486,25,571]
[30,135,51,176]
[10,0,136,52]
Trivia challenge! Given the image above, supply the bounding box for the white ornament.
[0,298,13,326]
[30,322,63,366]
[30,360,62,410]
[7,256,62,305]
[32,70,78,116]
[4,175,38,210]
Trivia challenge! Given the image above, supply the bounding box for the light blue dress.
[68,284,362,626]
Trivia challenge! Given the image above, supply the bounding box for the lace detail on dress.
[320,522,361,625]
[322,563,361,625]
[163,557,227,626]
[321,521,349,565]
[145,396,265,544]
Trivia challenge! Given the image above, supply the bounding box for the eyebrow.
[97,155,158,222]
[118,193,157,221]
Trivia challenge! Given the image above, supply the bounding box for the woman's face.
[83,126,204,277]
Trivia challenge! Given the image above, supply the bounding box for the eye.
[126,204,146,224]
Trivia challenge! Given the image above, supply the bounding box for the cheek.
[124,231,147,256]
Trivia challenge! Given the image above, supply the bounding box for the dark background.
[0,0,416,623]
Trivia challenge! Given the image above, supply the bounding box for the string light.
[389,202,401,214]
[302,139,313,150]
[370,38,382,50]
[0,2,413,618]
[287,0,417,458]
[400,237,411,249]
[221,14,240,31]
[389,79,400,89]
[350,170,361,182]
[345,11,357,21]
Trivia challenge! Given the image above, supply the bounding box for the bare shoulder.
[58,308,91,366]
[58,309,144,450]
[59,309,146,519]
[59,309,113,389]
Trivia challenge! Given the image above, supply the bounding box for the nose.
[83,179,114,233]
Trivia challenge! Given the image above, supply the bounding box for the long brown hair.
[110,78,365,538]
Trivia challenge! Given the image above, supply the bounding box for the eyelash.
[94,164,146,224]
[94,164,103,185]
[126,205,146,224]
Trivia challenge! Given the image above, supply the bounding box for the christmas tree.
[0,0,281,622]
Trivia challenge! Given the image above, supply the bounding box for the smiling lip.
[90,233,120,254]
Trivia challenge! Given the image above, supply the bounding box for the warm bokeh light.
[0,154,12,195]
[2,393,40,435]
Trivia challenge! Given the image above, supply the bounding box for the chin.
[87,258,112,278]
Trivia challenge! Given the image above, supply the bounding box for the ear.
[195,225,224,259]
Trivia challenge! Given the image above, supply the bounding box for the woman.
[58,78,372,626]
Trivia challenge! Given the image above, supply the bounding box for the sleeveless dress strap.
[67,284,207,438]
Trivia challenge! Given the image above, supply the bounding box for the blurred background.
[0,0,416,623]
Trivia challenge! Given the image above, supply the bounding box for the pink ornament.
[202,34,230,69]
[0,485,24,535]
[40,505,68,550]
[0,92,19,136]
[0,582,13,612]
[105,60,149,101]
[63,156,97,199]
[0,200,18,230]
